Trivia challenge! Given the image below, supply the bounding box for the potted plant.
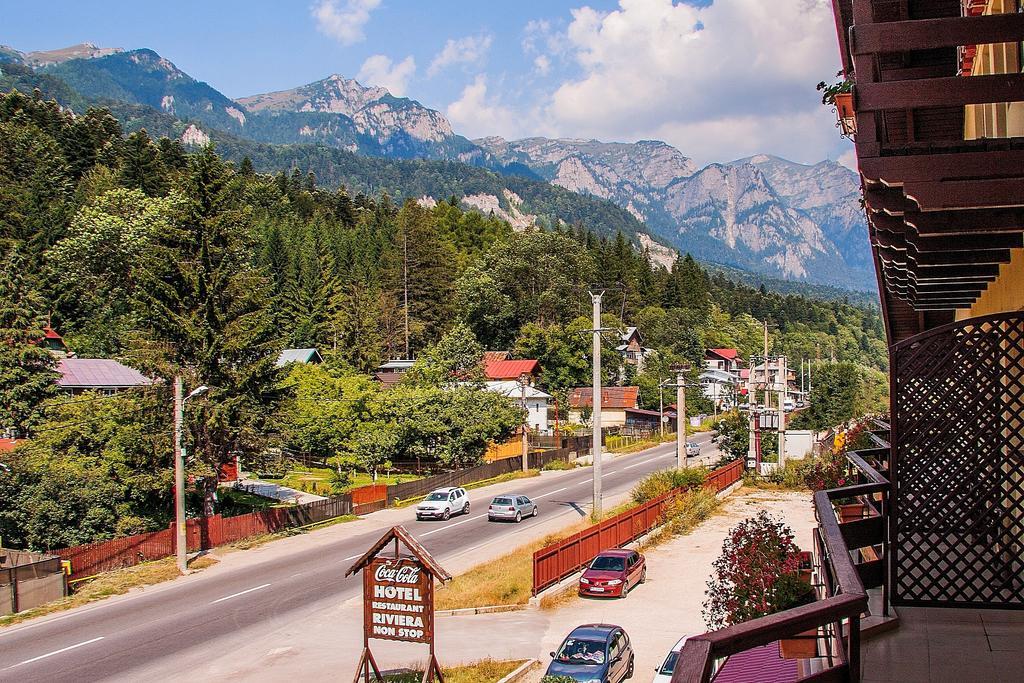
[817,71,856,137]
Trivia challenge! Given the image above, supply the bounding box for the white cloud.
[312,0,381,46]
[357,54,416,96]
[529,0,844,165]
[534,55,551,76]
[446,75,526,139]
[428,34,494,77]
[837,148,858,171]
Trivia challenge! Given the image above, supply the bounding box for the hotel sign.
[346,525,451,682]
[365,556,433,643]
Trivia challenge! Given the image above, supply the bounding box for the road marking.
[210,583,271,604]
[341,554,361,562]
[533,487,568,499]
[12,637,104,667]
[418,513,487,537]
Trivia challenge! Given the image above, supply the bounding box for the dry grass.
[384,660,530,683]
[188,555,220,570]
[445,658,530,683]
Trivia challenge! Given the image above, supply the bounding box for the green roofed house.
[275,348,324,368]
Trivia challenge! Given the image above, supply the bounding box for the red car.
[578,548,646,598]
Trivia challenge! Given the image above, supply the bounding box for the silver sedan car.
[487,494,538,522]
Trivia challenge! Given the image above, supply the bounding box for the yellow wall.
[957,247,1024,320]
[963,0,1024,140]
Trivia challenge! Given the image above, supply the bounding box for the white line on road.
[210,583,271,604]
[532,487,568,499]
[12,636,104,667]
[418,513,487,537]
[341,554,361,562]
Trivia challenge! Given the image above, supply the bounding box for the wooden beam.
[912,248,1012,266]
[905,207,1024,236]
[904,179,1024,212]
[912,263,1000,279]
[860,150,1024,184]
[857,73,1024,111]
[852,13,1024,55]
[914,233,1023,252]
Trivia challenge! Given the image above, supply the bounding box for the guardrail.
[671,446,890,683]
[531,459,743,595]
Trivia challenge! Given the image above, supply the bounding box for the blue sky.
[4,0,854,167]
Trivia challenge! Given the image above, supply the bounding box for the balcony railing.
[672,444,890,683]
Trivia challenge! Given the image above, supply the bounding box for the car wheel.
[416,515,422,521]
[515,511,522,523]
[442,508,451,521]
[621,580,629,597]
[532,505,538,517]
[463,502,470,515]
[487,515,495,522]
[640,567,647,584]
[626,654,635,679]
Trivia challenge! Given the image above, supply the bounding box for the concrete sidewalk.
[196,488,815,681]
[234,478,326,504]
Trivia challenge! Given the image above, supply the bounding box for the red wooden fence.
[349,484,387,505]
[531,459,743,595]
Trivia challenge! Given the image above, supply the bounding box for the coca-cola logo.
[374,562,422,585]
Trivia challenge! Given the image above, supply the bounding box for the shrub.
[631,467,706,504]
[703,510,812,629]
[541,458,574,471]
[802,450,848,491]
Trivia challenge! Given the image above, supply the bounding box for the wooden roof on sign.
[344,525,452,583]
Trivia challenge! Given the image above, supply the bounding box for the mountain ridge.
[6,42,873,291]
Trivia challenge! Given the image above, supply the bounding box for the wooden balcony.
[830,0,1024,343]
[672,443,893,682]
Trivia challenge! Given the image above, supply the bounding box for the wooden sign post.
[345,525,452,683]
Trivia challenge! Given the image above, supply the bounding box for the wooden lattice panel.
[891,312,1024,607]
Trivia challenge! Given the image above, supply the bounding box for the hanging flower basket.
[833,92,857,138]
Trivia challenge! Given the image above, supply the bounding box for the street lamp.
[175,379,208,574]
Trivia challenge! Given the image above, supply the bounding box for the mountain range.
[0,42,872,290]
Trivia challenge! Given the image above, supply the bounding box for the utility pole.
[778,354,786,467]
[658,379,665,439]
[590,292,604,519]
[762,320,770,410]
[676,368,686,469]
[747,354,757,468]
[403,232,410,359]
[174,376,186,574]
[518,373,530,474]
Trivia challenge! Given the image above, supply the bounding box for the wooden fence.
[55,447,576,581]
[531,458,743,595]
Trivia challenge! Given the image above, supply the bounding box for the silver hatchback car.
[488,494,538,522]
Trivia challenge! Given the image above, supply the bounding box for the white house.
[483,380,552,433]
[617,327,653,372]
[703,348,743,407]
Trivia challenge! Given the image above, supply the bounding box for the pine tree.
[238,156,254,176]
[134,146,278,467]
[119,130,168,196]
[0,247,57,437]
[395,199,456,351]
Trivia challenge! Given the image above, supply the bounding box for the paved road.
[0,434,719,682]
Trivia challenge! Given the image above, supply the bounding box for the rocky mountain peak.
[23,42,123,67]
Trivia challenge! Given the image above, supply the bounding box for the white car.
[415,486,469,521]
[653,637,721,682]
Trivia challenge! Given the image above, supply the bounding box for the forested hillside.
[0,90,886,549]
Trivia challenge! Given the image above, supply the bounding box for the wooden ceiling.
[831,0,1024,343]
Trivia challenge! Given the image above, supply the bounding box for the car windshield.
[424,492,447,501]
[492,497,512,505]
[590,556,625,571]
[555,638,606,664]
[659,651,679,674]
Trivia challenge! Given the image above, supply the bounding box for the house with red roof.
[703,348,745,408]
[567,386,640,427]
[483,358,540,382]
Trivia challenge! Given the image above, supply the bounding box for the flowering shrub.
[703,511,812,629]
[802,449,848,491]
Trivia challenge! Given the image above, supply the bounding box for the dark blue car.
[545,623,635,682]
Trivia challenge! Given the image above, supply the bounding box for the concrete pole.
[747,358,757,467]
[676,370,686,469]
[520,381,529,474]
[174,376,186,574]
[763,320,770,411]
[591,292,603,519]
[659,381,664,439]
[778,355,786,467]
